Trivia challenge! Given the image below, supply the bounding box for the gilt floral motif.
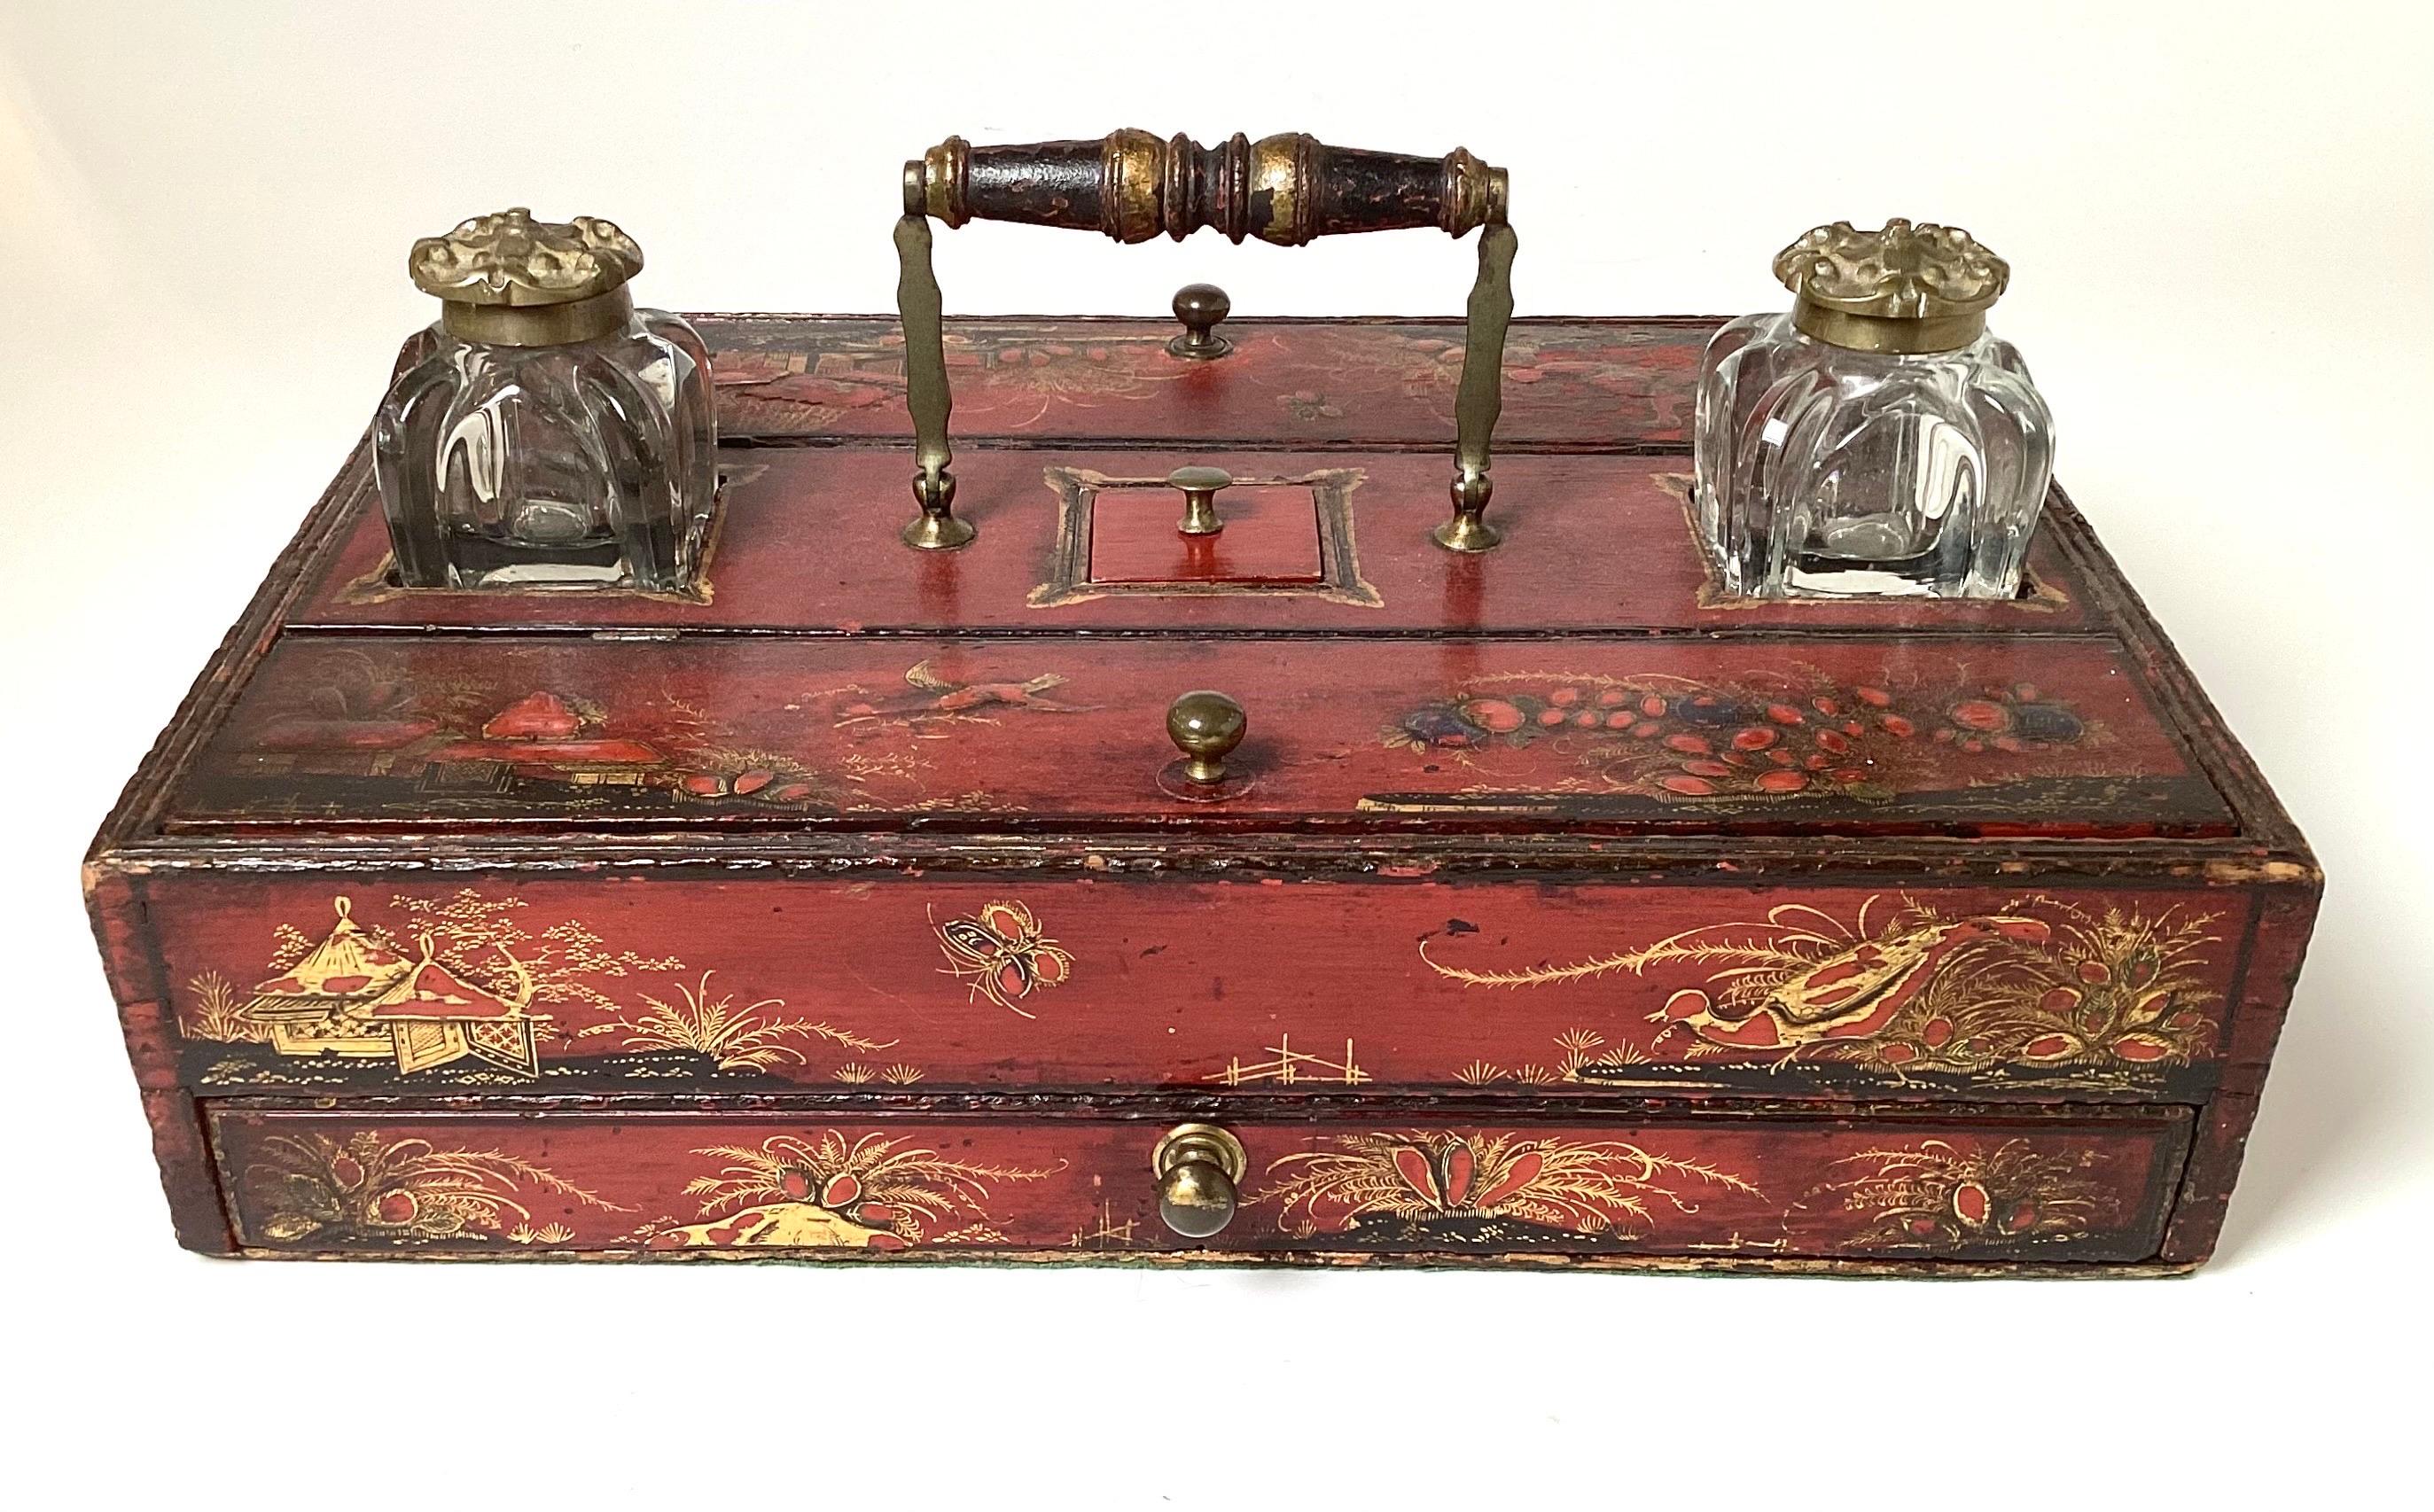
[1253,1131,1757,1248]
[1807,1139,2114,1250]
[242,1132,626,1246]
[636,1133,1059,1251]
[1386,670,2096,801]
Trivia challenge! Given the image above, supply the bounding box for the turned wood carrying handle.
[894,129,1516,555]
[906,130,1508,246]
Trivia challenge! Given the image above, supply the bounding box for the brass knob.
[1168,283,1233,359]
[1166,464,1232,536]
[1153,1123,1247,1239]
[1166,690,1246,785]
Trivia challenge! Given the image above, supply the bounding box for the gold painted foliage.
[245,1132,626,1244]
[182,970,269,1043]
[1817,1139,2112,1249]
[683,1132,1059,1243]
[575,970,897,1072]
[1256,1131,1755,1239]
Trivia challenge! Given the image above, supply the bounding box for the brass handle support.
[895,129,1516,552]
[1166,465,1232,536]
[1154,1123,1247,1240]
[893,212,971,550]
[1166,690,1246,785]
[1438,220,1517,553]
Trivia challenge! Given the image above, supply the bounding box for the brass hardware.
[1437,219,1517,553]
[410,207,644,348]
[895,131,1515,553]
[1152,1122,1247,1240]
[1168,283,1233,359]
[1166,690,1246,785]
[1775,219,2009,355]
[894,211,971,549]
[1166,465,1233,535]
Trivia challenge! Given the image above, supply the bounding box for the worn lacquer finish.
[293,449,2101,635]
[85,313,2318,1272]
[169,635,2222,834]
[694,316,1707,447]
[151,876,2246,1104]
[208,1105,2191,1266]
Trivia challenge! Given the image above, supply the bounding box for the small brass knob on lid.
[1153,1123,1247,1239]
[1166,465,1232,536]
[1168,283,1233,359]
[1166,690,1246,785]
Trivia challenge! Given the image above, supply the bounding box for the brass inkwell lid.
[409,207,644,347]
[1774,218,2009,355]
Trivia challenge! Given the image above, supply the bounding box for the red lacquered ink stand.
[88,131,2315,1270]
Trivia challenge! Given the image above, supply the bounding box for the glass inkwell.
[373,208,717,591]
[1695,219,2055,599]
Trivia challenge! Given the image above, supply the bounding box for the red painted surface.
[147,875,2248,1101]
[208,1104,2191,1263]
[1089,484,1324,584]
[173,634,2223,834]
[292,449,2096,635]
[695,316,1710,447]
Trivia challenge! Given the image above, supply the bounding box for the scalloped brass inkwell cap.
[1774,218,2009,355]
[409,207,644,347]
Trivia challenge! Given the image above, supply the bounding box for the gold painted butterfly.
[931,900,1073,1018]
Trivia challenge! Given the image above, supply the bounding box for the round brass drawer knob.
[1166,690,1246,785]
[1168,283,1233,360]
[1153,1122,1247,1240]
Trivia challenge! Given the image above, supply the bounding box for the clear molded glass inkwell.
[373,208,717,591]
[1695,219,2055,599]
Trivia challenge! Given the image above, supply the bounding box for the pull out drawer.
[206,1101,2193,1272]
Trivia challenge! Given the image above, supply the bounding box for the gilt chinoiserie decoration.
[88,219,2313,1272]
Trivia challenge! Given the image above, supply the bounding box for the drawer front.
[154,875,2249,1105]
[207,1103,2191,1266]
[176,632,2216,830]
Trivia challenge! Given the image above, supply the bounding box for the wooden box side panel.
[2164,879,2321,1263]
[84,866,233,1252]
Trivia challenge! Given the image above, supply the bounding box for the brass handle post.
[1437,220,1517,553]
[1153,1123,1247,1240]
[893,207,971,549]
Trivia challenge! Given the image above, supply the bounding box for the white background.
[4,4,2429,1507]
